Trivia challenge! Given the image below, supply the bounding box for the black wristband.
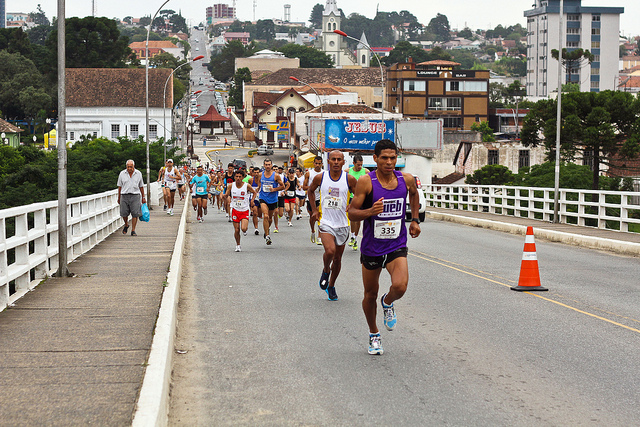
[411,218,420,223]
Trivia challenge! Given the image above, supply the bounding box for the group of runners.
[157,139,422,355]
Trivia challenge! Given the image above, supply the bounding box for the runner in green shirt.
[346,153,369,250]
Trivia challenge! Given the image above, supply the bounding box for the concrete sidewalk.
[0,200,185,425]
[426,206,640,256]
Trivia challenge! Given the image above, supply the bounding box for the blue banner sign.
[324,119,395,150]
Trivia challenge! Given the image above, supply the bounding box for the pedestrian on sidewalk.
[224,137,231,148]
[117,159,146,237]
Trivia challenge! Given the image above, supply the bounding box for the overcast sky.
[11,0,640,37]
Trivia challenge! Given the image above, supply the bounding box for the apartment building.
[386,60,490,130]
[524,0,623,96]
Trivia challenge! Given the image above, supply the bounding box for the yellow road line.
[409,250,640,335]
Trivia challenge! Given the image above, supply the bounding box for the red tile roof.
[195,105,230,122]
[66,68,173,108]
[250,68,384,87]
[0,118,23,133]
[418,60,461,67]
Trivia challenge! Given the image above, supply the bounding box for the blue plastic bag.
[140,203,150,222]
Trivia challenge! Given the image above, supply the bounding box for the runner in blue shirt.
[190,165,211,223]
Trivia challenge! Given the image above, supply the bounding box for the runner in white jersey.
[303,156,324,245]
[307,150,357,301]
[294,167,306,220]
[226,169,257,252]
[163,159,182,215]
[177,166,186,201]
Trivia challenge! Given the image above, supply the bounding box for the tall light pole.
[553,0,564,223]
[163,54,204,163]
[334,30,385,133]
[146,0,171,209]
[56,0,70,277]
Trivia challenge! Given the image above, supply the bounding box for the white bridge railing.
[425,184,640,233]
[0,183,162,312]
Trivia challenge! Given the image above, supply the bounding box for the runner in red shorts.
[226,169,258,252]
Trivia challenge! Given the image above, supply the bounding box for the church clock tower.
[322,0,342,66]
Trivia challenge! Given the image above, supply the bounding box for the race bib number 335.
[374,219,401,239]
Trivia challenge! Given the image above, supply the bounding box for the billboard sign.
[395,119,443,150]
[324,119,395,151]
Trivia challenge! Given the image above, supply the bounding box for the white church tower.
[317,0,369,68]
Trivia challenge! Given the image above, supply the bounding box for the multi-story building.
[0,0,5,29]
[206,4,236,26]
[524,0,623,96]
[386,60,490,130]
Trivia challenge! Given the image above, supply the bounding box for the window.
[583,149,594,169]
[403,80,426,91]
[442,117,462,128]
[591,81,600,89]
[362,54,366,64]
[592,15,601,22]
[447,81,460,91]
[149,124,158,139]
[591,41,600,49]
[130,124,139,138]
[518,150,530,169]
[566,41,579,48]
[92,132,98,138]
[566,27,580,34]
[591,28,600,35]
[567,14,580,21]
[111,124,120,138]
[593,54,600,62]
[488,149,499,165]
[446,81,487,92]
[428,97,461,111]
[591,68,600,75]
[68,132,74,141]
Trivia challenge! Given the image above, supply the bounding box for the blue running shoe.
[381,293,396,331]
[319,270,330,290]
[326,286,338,301]
[368,333,383,355]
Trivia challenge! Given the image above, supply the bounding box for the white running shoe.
[243,231,247,236]
[288,221,293,227]
[235,245,241,252]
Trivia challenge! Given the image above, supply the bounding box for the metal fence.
[0,183,162,312]
[425,184,640,233]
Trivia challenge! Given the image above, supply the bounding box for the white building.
[314,0,370,68]
[525,0,623,96]
[65,68,172,142]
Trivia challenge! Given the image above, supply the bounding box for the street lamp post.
[163,54,204,163]
[553,0,564,223]
[146,0,171,209]
[334,30,385,132]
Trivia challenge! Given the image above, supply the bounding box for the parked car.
[232,159,247,170]
[405,174,426,222]
[257,145,274,155]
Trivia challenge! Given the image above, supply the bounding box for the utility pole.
[553,0,564,223]
[56,0,70,277]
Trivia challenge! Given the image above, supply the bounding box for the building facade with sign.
[386,60,490,130]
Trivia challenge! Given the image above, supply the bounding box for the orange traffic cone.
[511,226,548,292]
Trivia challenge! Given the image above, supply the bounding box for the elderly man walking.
[117,159,146,236]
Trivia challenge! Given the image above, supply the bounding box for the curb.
[132,195,190,427]
[425,210,640,257]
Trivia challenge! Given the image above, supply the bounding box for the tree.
[470,121,496,142]
[465,165,514,185]
[512,161,593,189]
[228,67,252,109]
[45,17,137,75]
[0,51,49,118]
[209,40,255,81]
[381,41,428,66]
[521,91,640,190]
[457,28,473,39]
[278,44,333,68]
[29,4,50,27]
[551,48,594,84]
[256,20,276,42]
[309,3,324,28]
[27,23,53,46]
[0,28,34,57]
[426,13,451,42]
[169,13,188,34]
[138,16,151,27]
